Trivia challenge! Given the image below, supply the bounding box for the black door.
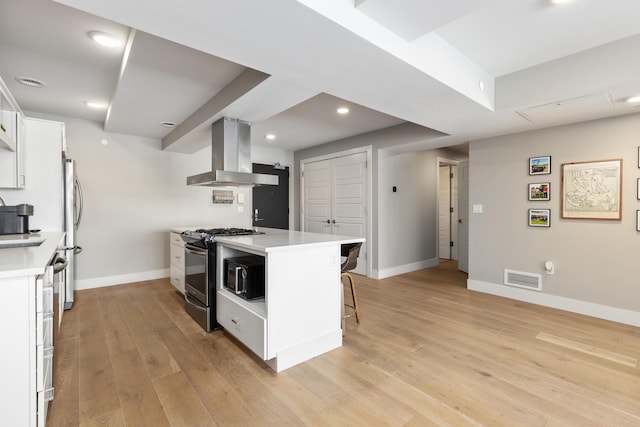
[252,163,289,229]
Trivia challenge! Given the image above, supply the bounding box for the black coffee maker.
[0,204,34,235]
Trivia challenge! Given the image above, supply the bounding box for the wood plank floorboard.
[47,261,640,426]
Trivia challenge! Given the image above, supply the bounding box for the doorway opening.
[438,161,459,262]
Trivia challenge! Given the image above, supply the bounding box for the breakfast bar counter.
[214,228,364,372]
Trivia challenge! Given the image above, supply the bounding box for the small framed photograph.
[637,178,640,200]
[529,156,551,175]
[529,209,550,227]
[637,146,640,168]
[637,210,640,231]
[528,182,550,201]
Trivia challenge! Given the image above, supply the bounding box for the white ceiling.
[1,0,640,154]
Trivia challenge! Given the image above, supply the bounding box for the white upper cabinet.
[0,76,26,188]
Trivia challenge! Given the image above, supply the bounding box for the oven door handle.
[185,247,207,257]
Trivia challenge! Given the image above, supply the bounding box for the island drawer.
[217,291,266,359]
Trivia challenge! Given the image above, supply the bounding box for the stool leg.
[344,272,360,323]
[340,275,346,335]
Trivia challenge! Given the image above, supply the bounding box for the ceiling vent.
[504,269,542,291]
[15,76,46,88]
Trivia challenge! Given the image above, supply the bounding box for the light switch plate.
[472,204,483,214]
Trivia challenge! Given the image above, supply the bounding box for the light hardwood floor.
[47,261,640,426]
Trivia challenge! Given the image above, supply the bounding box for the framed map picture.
[561,159,622,220]
[528,182,550,201]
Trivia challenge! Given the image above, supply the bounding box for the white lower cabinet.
[217,291,266,358]
[0,264,54,426]
[169,232,185,293]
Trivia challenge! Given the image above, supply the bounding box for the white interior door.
[333,152,367,275]
[303,159,331,234]
[457,160,469,273]
[302,151,369,275]
[438,165,451,259]
[451,165,459,261]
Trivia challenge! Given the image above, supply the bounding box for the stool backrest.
[341,242,362,273]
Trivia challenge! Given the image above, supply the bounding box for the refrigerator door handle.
[74,177,83,229]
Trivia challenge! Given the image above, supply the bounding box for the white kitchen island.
[215,228,364,372]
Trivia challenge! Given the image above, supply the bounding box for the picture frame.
[561,159,622,220]
[637,146,640,168]
[529,209,550,227]
[528,182,550,201]
[529,156,551,175]
[637,178,640,200]
[637,210,640,232]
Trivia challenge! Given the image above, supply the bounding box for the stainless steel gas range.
[180,228,262,331]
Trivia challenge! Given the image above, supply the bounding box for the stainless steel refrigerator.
[62,157,82,310]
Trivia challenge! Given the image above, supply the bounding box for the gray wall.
[469,112,640,320]
[18,113,291,289]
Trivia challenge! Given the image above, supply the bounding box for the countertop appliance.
[224,255,265,300]
[0,203,33,234]
[181,227,263,331]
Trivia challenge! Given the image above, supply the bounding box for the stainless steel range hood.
[187,117,278,187]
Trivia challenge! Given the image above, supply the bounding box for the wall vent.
[504,269,542,291]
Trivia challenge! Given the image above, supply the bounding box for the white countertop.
[215,228,364,253]
[0,232,65,279]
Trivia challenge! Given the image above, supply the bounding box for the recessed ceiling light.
[265,134,276,140]
[88,31,122,48]
[626,95,640,104]
[85,101,107,109]
[15,76,46,88]
[337,107,350,114]
[160,121,176,128]
[549,0,573,4]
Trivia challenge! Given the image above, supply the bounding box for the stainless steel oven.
[184,245,219,332]
[181,228,263,332]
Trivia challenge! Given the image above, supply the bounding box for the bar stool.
[341,242,362,332]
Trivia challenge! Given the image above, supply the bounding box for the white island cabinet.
[215,228,364,372]
[0,232,64,427]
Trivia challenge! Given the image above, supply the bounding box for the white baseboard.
[374,258,439,279]
[75,269,170,290]
[468,279,640,327]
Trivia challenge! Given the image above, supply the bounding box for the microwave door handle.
[235,267,243,295]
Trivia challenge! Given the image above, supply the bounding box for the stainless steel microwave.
[224,255,265,300]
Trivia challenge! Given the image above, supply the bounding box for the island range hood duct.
[187,117,278,187]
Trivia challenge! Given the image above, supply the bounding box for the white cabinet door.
[169,232,185,293]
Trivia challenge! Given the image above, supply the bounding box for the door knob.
[332,220,336,224]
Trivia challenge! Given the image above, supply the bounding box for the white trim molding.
[76,269,170,290]
[374,258,439,280]
[468,279,640,327]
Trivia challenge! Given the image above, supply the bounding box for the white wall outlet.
[237,193,245,204]
[544,261,555,275]
[472,204,483,214]
[237,205,244,213]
